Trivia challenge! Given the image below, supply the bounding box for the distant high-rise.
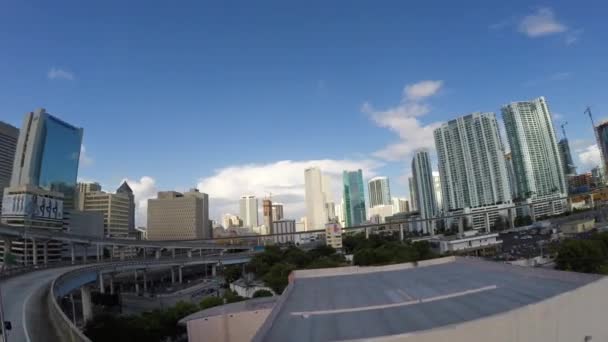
[239,195,258,227]
[502,97,567,200]
[411,150,437,234]
[595,121,608,175]
[11,108,83,208]
[432,172,442,211]
[116,181,136,232]
[504,153,517,199]
[263,199,273,234]
[148,189,210,240]
[304,167,327,230]
[0,121,19,213]
[408,177,418,212]
[434,112,512,210]
[76,182,136,239]
[392,197,409,213]
[343,169,366,226]
[368,176,391,208]
[271,203,284,221]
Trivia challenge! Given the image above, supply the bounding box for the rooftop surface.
[256,257,602,342]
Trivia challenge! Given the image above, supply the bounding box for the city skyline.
[1,2,606,225]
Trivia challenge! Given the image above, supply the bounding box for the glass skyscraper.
[11,108,83,208]
[595,121,608,177]
[558,138,577,177]
[343,169,366,227]
[368,176,391,208]
[411,150,438,234]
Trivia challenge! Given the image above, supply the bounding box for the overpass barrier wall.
[48,272,92,342]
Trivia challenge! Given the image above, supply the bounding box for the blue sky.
[1,0,607,224]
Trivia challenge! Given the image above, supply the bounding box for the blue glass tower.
[343,169,366,227]
[11,108,83,208]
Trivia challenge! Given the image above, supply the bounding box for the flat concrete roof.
[255,257,602,342]
[179,296,278,324]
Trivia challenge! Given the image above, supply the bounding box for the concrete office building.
[502,97,567,216]
[304,167,328,230]
[343,169,366,227]
[263,199,273,234]
[1,185,64,265]
[272,219,296,244]
[368,204,394,223]
[408,176,418,211]
[0,121,19,213]
[368,176,391,208]
[116,181,135,232]
[62,210,104,259]
[434,112,513,231]
[76,182,135,239]
[147,189,210,240]
[411,150,438,234]
[392,197,409,214]
[10,108,83,209]
[239,195,258,228]
[271,203,284,221]
[222,213,242,228]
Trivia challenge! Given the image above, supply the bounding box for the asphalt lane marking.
[292,285,498,317]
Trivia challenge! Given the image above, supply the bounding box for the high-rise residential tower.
[148,189,210,240]
[502,97,567,215]
[432,171,443,212]
[595,121,608,178]
[434,113,512,210]
[408,177,418,212]
[0,121,19,213]
[239,195,258,228]
[343,169,366,227]
[271,203,284,221]
[263,199,273,234]
[392,197,409,213]
[411,150,437,234]
[368,176,391,208]
[304,167,327,230]
[10,108,83,208]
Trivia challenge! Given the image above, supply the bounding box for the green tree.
[200,296,224,309]
[223,265,242,283]
[555,239,607,273]
[263,263,295,294]
[252,289,273,298]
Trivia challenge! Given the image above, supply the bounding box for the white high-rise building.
[434,112,513,231]
[432,172,443,212]
[368,176,391,208]
[305,167,328,231]
[434,113,512,210]
[239,195,258,227]
[411,150,438,234]
[502,97,567,216]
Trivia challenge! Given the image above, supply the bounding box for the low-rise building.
[325,222,342,249]
[230,278,275,298]
[272,219,295,244]
[429,231,502,255]
[560,218,596,235]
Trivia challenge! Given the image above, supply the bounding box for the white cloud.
[363,80,444,161]
[518,7,567,37]
[404,80,443,101]
[197,159,382,221]
[577,144,602,171]
[122,176,158,227]
[47,67,75,81]
[79,145,93,167]
[565,29,583,45]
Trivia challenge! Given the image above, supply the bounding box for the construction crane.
[560,122,568,139]
[585,106,595,127]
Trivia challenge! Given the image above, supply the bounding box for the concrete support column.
[134,270,140,295]
[171,267,176,284]
[70,244,76,265]
[530,204,536,223]
[99,273,105,294]
[81,286,93,323]
[143,270,148,293]
[178,266,183,284]
[111,245,116,261]
[43,242,48,265]
[211,264,217,277]
[32,238,37,265]
[110,275,115,295]
[143,247,146,259]
[199,248,203,257]
[458,216,464,236]
[155,249,161,259]
[365,227,369,239]
[187,249,192,258]
[120,248,125,261]
[96,244,101,262]
[508,208,515,230]
[83,245,88,264]
[399,224,404,241]
[551,201,556,215]
[172,248,176,259]
[485,212,491,233]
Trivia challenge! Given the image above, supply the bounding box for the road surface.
[0,266,78,342]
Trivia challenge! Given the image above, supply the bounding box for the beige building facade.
[76,183,133,239]
[147,189,210,240]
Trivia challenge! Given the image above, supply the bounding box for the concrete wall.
[187,309,272,342]
[359,276,608,342]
